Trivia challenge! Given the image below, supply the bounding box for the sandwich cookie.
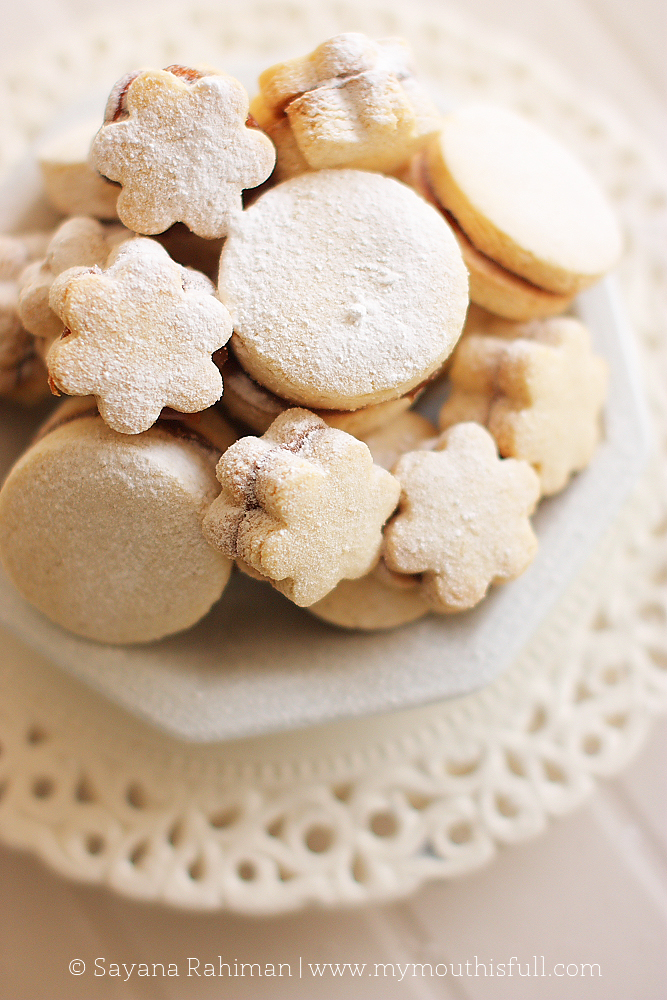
[0,233,52,282]
[0,398,237,644]
[46,237,232,434]
[256,33,441,175]
[18,216,131,358]
[404,152,572,321]
[203,409,401,606]
[417,104,622,319]
[248,94,310,185]
[0,278,48,403]
[383,422,540,613]
[90,65,276,238]
[219,169,469,410]
[1,233,53,403]
[217,351,425,437]
[438,315,609,496]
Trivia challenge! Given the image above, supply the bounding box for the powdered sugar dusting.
[92,68,276,238]
[203,408,401,605]
[220,169,468,409]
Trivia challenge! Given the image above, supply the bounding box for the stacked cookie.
[0,34,619,643]
[404,105,622,321]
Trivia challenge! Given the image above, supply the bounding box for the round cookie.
[401,152,572,320]
[308,562,430,630]
[444,212,572,321]
[0,399,236,644]
[425,104,623,298]
[218,169,469,410]
[217,351,423,436]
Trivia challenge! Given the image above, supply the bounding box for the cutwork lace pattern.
[0,0,666,912]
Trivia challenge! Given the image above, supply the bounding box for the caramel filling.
[105,71,142,123]
[163,65,207,84]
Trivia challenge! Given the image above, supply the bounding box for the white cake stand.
[0,0,666,913]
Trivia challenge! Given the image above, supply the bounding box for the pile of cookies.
[0,33,620,644]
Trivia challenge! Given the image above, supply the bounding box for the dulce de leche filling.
[105,66,209,123]
[104,65,261,132]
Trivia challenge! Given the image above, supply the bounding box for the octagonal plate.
[0,87,652,742]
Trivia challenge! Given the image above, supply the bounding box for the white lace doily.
[1,0,667,913]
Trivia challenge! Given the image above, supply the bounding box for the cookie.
[403,152,573,321]
[153,224,225,283]
[219,169,468,410]
[90,65,276,238]
[202,408,401,606]
[361,409,437,470]
[308,560,430,629]
[257,33,441,174]
[424,104,623,301]
[248,95,310,184]
[383,422,540,612]
[38,118,120,220]
[46,237,232,434]
[217,350,423,436]
[18,216,130,356]
[0,233,53,402]
[462,303,535,339]
[0,279,48,403]
[0,398,237,644]
[0,232,51,282]
[438,316,609,495]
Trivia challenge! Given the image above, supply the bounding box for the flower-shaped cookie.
[383,422,540,612]
[258,33,441,172]
[18,217,130,356]
[46,238,232,434]
[202,409,401,606]
[90,65,276,238]
[439,317,609,495]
